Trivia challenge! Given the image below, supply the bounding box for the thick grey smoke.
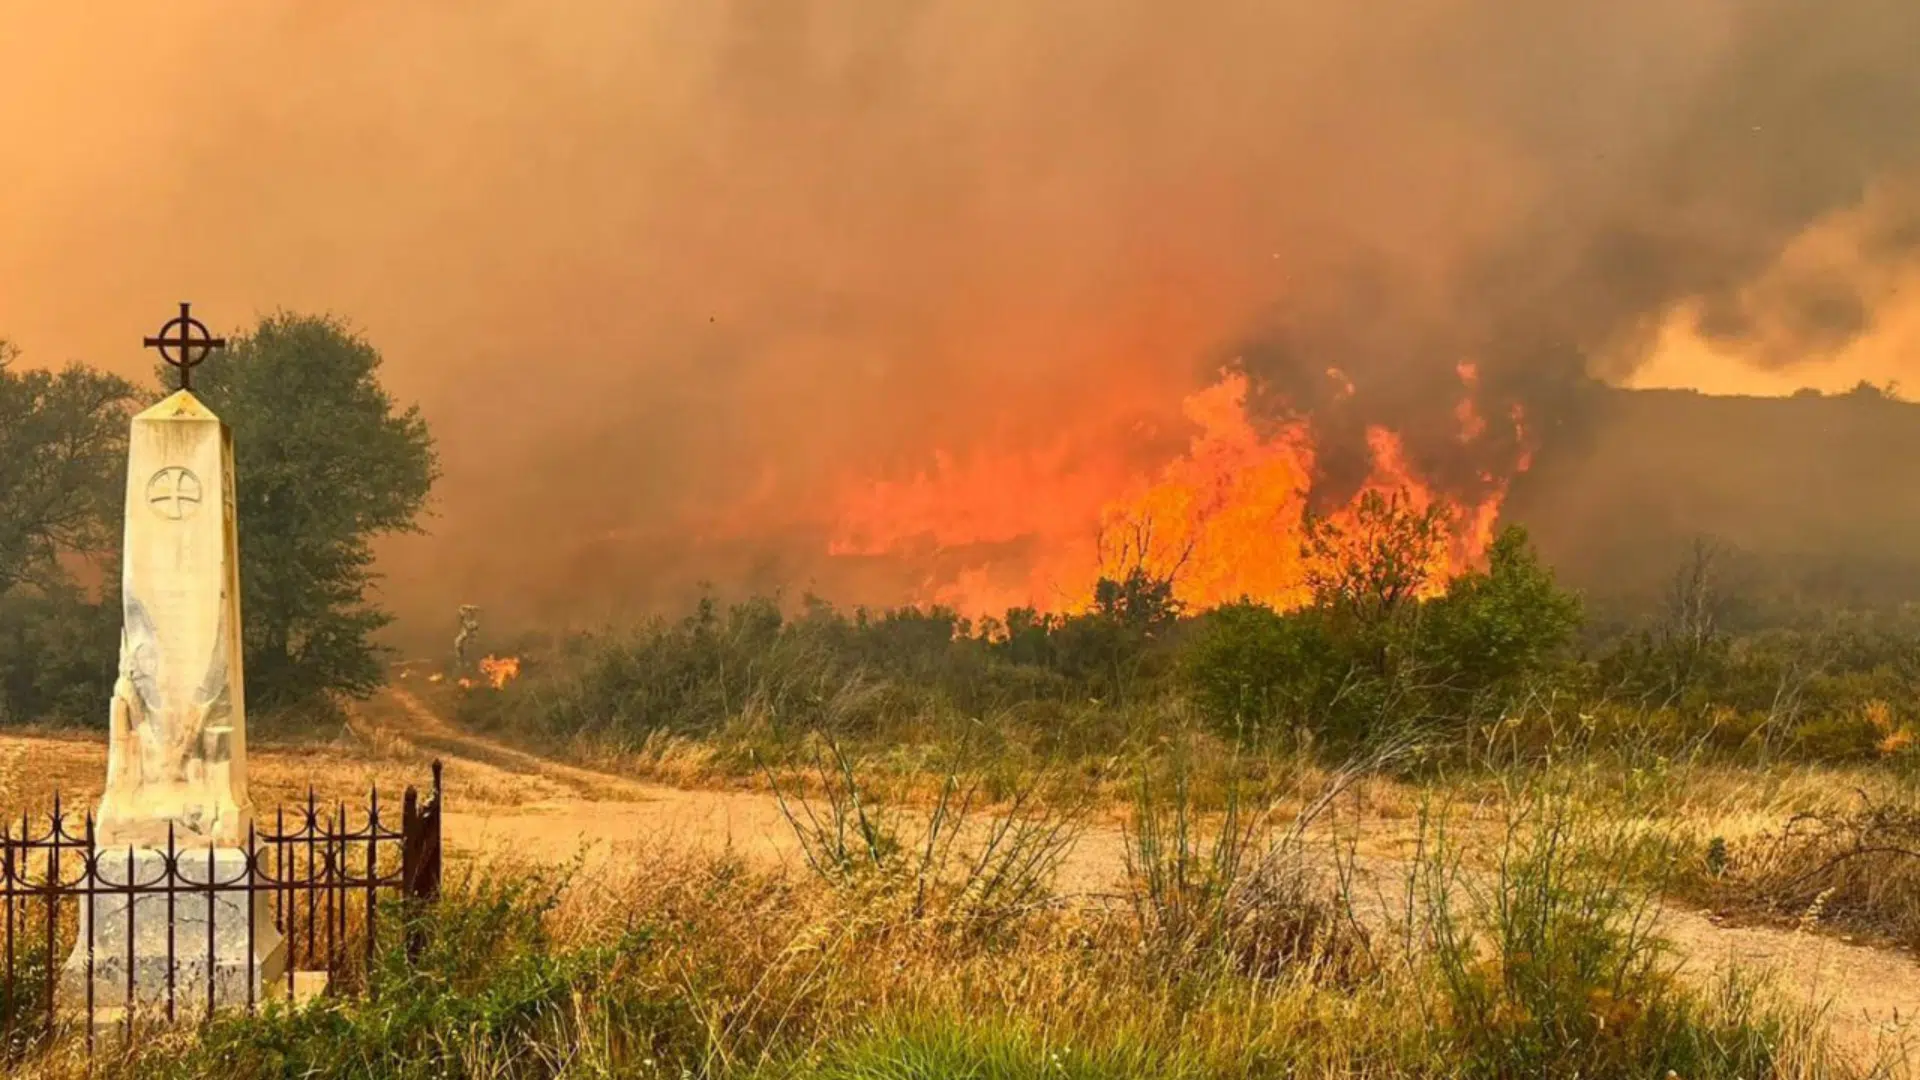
[2,1,1917,635]
[1236,0,1920,506]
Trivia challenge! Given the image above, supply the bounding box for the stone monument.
[63,303,285,1012]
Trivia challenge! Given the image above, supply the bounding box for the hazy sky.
[5,2,1918,638]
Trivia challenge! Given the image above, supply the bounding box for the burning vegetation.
[478,654,521,690]
[454,656,522,692]
[829,365,1529,616]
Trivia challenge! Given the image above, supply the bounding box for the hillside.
[1510,385,1920,623]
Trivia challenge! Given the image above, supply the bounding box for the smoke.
[1233,0,1920,506]
[2,1,1918,637]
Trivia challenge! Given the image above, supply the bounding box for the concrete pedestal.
[60,847,285,1014]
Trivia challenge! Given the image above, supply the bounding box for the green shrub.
[1180,526,1579,747]
[1417,525,1582,707]
[165,873,691,1080]
[1417,797,1786,1080]
[464,592,1137,755]
[1177,601,1334,737]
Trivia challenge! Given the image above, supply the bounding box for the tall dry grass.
[7,759,1884,1080]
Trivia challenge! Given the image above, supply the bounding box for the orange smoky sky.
[4,2,1920,644]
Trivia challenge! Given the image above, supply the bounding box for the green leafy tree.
[0,578,119,725]
[0,343,136,594]
[0,343,133,725]
[1419,525,1583,702]
[177,314,437,710]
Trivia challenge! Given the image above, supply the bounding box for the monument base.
[60,847,285,1016]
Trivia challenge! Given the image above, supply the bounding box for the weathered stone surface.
[61,848,285,1012]
[63,390,279,1014]
[97,390,252,850]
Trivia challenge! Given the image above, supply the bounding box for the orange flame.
[829,368,1532,616]
[1454,363,1487,443]
[478,655,521,690]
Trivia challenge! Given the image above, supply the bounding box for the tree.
[0,343,133,725]
[1419,525,1582,701]
[1050,515,1190,701]
[0,343,136,594]
[1301,490,1450,621]
[176,314,438,710]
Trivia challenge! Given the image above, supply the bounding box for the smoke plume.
[3,1,1919,638]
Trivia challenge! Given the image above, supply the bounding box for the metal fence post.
[400,760,443,963]
[5,762,439,1052]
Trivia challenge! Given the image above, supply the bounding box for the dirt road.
[343,689,1920,1066]
[4,688,1918,1066]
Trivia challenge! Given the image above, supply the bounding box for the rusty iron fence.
[2,761,442,1056]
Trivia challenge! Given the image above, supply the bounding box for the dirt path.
[378,688,806,866]
[365,688,1920,1066]
[5,691,1915,1065]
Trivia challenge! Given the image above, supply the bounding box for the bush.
[463,592,1131,756]
[465,595,892,746]
[1696,790,1920,949]
[1180,526,1580,747]
[1177,601,1338,738]
[1125,763,1372,982]
[1597,600,1920,756]
[0,936,51,1063]
[1417,525,1582,707]
[767,742,1088,941]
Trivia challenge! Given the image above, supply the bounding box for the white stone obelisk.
[65,388,285,1012]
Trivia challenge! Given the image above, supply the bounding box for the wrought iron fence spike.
[8,761,443,1049]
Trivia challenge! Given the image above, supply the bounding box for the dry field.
[6,684,1920,1076]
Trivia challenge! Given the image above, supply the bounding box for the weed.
[1414,791,1789,1080]
[1123,753,1380,983]
[765,741,1089,940]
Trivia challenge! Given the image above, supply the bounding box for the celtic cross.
[143,301,226,391]
[146,466,203,521]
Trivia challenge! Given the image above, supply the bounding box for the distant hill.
[1507,384,1920,628]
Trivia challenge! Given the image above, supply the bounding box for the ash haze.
[4,1,1920,641]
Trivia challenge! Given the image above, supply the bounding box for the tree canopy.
[0,343,133,723]
[177,314,438,710]
[0,343,136,595]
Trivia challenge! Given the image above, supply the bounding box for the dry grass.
[16,813,1868,1079]
[1686,786,1920,949]
[9,708,1920,1076]
[4,747,1891,1080]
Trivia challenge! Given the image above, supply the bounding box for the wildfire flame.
[830,368,1532,616]
[478,654,522,690]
